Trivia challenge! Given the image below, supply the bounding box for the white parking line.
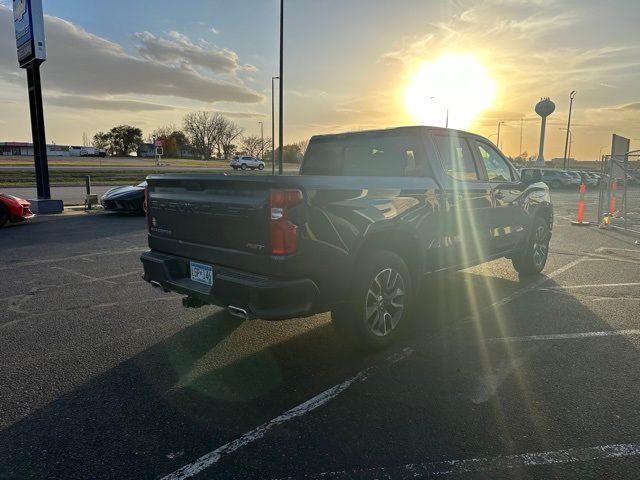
[540,282,640,290]
[160,348,414,480]
[283,443,640,479]
[0,247,145,271]
[488,329,640,343]
[465,257,587,317]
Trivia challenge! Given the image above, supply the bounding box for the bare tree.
[183,112,219,159]
[294,138,309,157]
[218,118,244,159]
[240,134,264,158]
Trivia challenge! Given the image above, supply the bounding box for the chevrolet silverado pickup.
[141,126,553,350]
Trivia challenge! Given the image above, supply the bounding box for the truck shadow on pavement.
[1,268,637,480]
[0,214,146,252]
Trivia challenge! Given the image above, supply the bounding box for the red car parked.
[0,193,35,227]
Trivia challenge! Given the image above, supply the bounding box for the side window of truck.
[342,136,428,177]
[472,140,514,182]
[433,135,479,181]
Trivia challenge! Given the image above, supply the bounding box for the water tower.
[535,97,555,167]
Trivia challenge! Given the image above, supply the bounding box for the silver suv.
[230,155,266,171]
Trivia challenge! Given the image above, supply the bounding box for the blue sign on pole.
[13,0,46,67]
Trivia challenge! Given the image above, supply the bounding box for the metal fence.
[597,152,640,236]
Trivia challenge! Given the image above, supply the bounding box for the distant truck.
[141,126,553,350]
[80,147,106,157]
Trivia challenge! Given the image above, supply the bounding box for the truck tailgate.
[147,176,270,258]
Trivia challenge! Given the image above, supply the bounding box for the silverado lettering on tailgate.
[150,199,254,217]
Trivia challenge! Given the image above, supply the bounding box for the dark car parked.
[141,126,553,350]
[101,181,147,213]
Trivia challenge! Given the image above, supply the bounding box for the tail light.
[270,189,303,255]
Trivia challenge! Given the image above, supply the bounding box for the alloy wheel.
[365,267,405,337]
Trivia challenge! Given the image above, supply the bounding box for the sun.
[404,53,496,129]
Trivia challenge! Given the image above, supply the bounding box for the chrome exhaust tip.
[227,305,249,320]
[150,280,162,288]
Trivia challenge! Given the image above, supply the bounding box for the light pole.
[519,117,524,156]
[428,97,449,128]
[258,121,264,160]
[563,90,576,170]
[598,145,607,163]
[496,121,506,149]
[271,77,280,175]
[559,127,572,167]
[271,76,279,175]
[278,0,284,175]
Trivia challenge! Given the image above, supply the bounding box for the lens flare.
[405,53,496,129]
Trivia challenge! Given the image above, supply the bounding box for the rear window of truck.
[302,135,430,177]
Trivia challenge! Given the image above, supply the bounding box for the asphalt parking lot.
[2,190,640,479]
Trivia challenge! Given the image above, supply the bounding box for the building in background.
[0,142,70,157]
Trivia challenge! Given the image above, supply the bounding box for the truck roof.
[309,125,486,142]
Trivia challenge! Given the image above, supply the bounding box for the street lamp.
[496,121,506,150]
[563,90,577,170]
[428,96,449,128]
[278,0,284,175]
[598,145,608,163]
[271,76,279,175]
[258,121,264,160]
[559,127,572,167]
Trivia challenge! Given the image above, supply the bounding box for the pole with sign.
[155,139,163,167]
[13,0,62,213]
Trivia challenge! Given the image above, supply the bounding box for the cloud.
[47,95,174,111]
[218,111,266,119]
[133,30,239,74]
[616,102,640,111]
[0,6,263,105]
[210,27,220,35]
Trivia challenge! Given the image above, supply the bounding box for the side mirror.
[531,169,542,182]
[522,169,542,184]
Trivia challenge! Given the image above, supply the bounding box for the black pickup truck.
[141,126,552,350]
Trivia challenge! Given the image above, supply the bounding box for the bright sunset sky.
[1,0,639,160]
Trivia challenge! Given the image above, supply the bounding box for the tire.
[331,250,413,351]
[512,216,551,276]
[0,204,9,228]
[258,164,264,170]
[241,164,247,170]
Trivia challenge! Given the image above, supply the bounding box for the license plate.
[190,261,213,286]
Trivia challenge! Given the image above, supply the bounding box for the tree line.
[91,111,308,162]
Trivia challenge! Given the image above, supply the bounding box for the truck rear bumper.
[140,251,321,320]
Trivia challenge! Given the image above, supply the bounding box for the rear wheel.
[512,216,550,276]
[241,164,247,170]
[0,204,9,227]
[331,250,412,351]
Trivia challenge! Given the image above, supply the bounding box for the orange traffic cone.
[571,182,590,226]
[609,179,618,216]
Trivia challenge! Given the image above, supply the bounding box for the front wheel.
[258,164,264,170]
[512,216,551,276]
[331,250,413,351]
